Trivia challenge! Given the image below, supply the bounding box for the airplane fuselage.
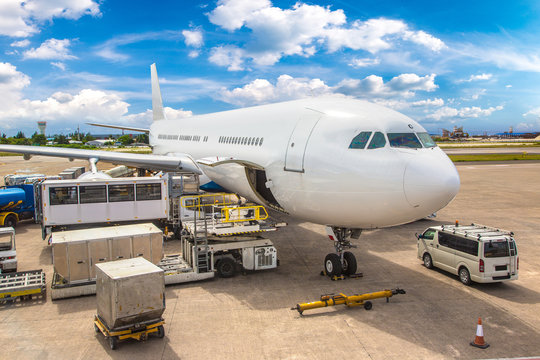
[150,96,460,228]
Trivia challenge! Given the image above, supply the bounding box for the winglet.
[151,63,166,121]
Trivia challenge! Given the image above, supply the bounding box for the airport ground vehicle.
[0,269,46,303]
[0,227,16,272]
[94,258,165,350]
[35,173,200,240]
[0,184,35,227]
[417,223,518,285]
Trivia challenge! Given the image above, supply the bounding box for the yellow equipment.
[291,288,406,315]
[94,315,165,350]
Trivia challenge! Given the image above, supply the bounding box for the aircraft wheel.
[324,253,342,277]
[342,251,357,275]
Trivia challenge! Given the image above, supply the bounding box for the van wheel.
[4,215,16,228]
[459,267,471,285]
[423,253,433,269]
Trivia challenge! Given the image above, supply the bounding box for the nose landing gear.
[323,227,361,278]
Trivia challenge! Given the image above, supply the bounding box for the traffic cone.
[470,317,490,349]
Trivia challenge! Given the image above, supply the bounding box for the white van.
[0,227,17,272]
[417,223,518,285]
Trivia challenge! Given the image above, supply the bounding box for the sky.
[1,0,540,136]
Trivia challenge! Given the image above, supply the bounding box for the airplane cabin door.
[284,109,321,172]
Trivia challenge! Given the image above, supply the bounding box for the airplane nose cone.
[403,154,460,210]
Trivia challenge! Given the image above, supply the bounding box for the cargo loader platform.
[0,269,46,303]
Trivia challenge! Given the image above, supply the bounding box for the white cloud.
[348,57,380,68]
[51,62,66,70]
[207,1,445,70]
[403,30,446,52]
[10,39,30,47]
[182,29,204,48]
[23,38,76,60]
[336,73,437,98]
[523,107,540,118]
[0,0,100,38]
[219,74,332,106]
[209,46,246,71]
[427,105,503,121]
[0,62,30,109]
[95,31,182,62]
[458,73,493,83]
[411,98,444,107]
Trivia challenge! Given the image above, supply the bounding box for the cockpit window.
[417,132,437,148]
[387,133,422,149]
[349,132,372,149]
[367,132,386,149]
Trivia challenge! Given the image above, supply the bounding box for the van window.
[437,232,455,248]
[422,229,436,240]
[454,237,479,256]
[484,241,510,258]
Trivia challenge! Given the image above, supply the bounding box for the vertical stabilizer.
[151,63,166,121]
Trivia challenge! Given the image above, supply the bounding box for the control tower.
[37,121,47,135]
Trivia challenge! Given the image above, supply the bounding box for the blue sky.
[1,0,540,136]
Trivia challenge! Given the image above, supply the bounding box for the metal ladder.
[192,209,210,273]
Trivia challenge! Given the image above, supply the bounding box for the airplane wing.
[0,145,202,174]
[86,122,150,133]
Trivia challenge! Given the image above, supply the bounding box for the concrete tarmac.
[1,156,539,359]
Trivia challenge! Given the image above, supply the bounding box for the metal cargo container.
[51,223,163,283]
[95,257,165,329]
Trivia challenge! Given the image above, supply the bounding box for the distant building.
[37,121,47,135]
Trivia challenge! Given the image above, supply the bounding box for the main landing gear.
[323,227,361,278]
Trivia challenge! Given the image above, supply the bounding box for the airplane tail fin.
[151,63,166,121]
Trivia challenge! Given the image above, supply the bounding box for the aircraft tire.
[342,251,357,275]
[324,253,342,277]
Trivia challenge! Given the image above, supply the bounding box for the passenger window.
[484,241,509,258]
[260,138,264,146]
[387,133,422,148]
[136,183,162,201]
[108,184,134,202]
[80,185,106,204]
[349,132,372,149]
[455,237,479,256]
[438,233,456,249]
[255,138,259,146]
[417,132,436,148]
[50,186,78,205]
[367,132,386,149]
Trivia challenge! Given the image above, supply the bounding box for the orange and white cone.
[470,317,490,349]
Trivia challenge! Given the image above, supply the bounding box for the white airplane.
[0,64,460,277]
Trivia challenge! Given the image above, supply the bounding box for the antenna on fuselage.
[150,63,166,122]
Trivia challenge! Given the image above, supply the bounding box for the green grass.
[0,152,23,156]
[438,143,540,149]
[449,154,540,162]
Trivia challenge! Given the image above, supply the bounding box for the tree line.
[0,132,149,147]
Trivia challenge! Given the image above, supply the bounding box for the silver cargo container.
[96,257,165,329]
[51,223,163,283]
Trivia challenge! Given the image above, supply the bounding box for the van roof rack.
[439,223,514,239]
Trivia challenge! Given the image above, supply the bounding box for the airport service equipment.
[291,288,406,315]
[35,173,198,240]
[51,223,163,285]
[94,257,165,350]
[0,269,46,303]
[0,227,16,272]
[0,184,35,227]
[417,223,518,285]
